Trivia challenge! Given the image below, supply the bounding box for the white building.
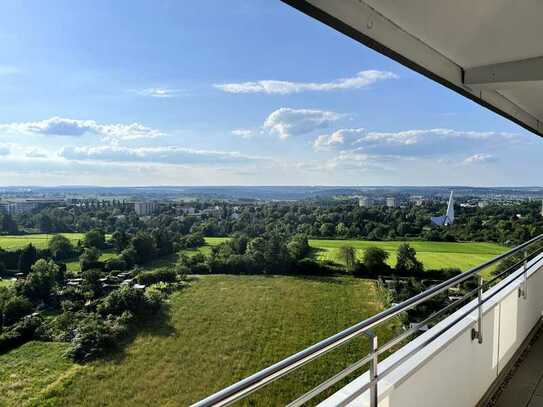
[386,196,399,208]
[134,201,158,216]
[358,196,374,208]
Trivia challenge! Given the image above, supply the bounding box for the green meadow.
[0,275,401,406]
[310,239,508,272]
[0,233,86,250]
[0,234,507,274]
[0,235,510,405]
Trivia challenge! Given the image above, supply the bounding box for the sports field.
[0,275,400,406]
[310,239,507,271]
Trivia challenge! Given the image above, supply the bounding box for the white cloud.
[135,88,182,98]
[263,108,343,139]
[25,149,48,158]
[313,128,365,150]
[231,129,255,139]
[313,128,517,157]
[214,70,398,94]
[0,117,163,141]
[463,153,495,164]
[59,145,268,165]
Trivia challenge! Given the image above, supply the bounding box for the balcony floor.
[492,327,543,407]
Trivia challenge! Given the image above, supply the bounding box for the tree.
[80,247,101,272]
[83,229,105,250]
[395,243,424,276]
[1,295,33,327]
[287,235,310,260]
[120,246,137,268]
[362,247,390,275]
[81,269,103,299]
[18,244,37,274]
[0,214,18,234]
[338,245,356,272]
[48,234,74,260]
[335,222,349,237]
[130,232,156,264]
[37,213,54,233]
[17,259,59,304]
[319,223,335,237]
[111,230,129,252]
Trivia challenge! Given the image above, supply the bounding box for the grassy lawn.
[66,237,228,272]
[179,236,229,257]
[0,233,86,250]
[64,250,118,273]
[310,239,508,272]
[0,275,401,406]
[0,341,76,406]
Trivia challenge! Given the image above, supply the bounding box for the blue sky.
[0,0,541,186]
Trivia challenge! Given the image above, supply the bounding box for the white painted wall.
[319,254,543,407]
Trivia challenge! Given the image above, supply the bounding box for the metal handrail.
[191,234,543,407]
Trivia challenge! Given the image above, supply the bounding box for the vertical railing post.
[523,249,528,299]
[477,276,483,344]
[366,331,378,407]
[472,275,483,344]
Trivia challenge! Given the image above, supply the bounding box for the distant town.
[2,185,543,217]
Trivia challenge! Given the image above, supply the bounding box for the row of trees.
[177,233,333,277]
[4,199,543,246]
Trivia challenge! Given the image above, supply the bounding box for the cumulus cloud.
[231,129,255,139]
[263,108,343,139]
[313,128,366,150]
[313,128,517,156]
[0,117,163,141]
[463,153,496,164]
[59,145,268,165]
[214,70,398,94]
[135,88,182,98]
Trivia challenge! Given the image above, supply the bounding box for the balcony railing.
[192,234,543,407]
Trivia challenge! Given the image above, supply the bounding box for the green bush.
[0,315,43,354]
[294,258,336,276]
[2,295,33,326]
[98,287,161,319]
[104,258,127,272]
[67,313,129,362]
[136,268,177,286]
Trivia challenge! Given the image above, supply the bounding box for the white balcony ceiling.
[284,0,543,137]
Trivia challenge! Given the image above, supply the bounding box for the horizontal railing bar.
[336,258,541,406]
[378,283,479,355]
[286,353,374,407]
[191,234,543,407]
[309,251,543,406]
[486,245,542,286]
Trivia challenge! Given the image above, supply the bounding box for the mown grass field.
[0,233,86,250]
[310,239,508,272]
[0,275,401,406]
[0,234,507,273]
[64,250,118,273]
